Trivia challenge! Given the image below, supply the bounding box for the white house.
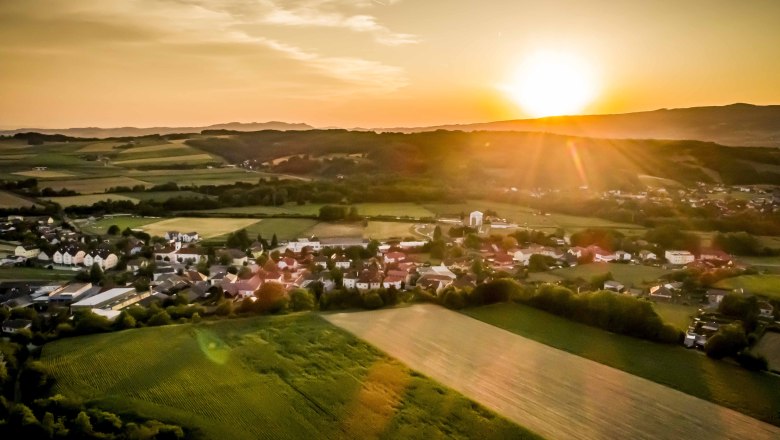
[333,256,352,269]
[2,319,32,334]
[343,271,359,289]
[14,244,39,259]
[287,238,322,253]
[614,250,632,261]
[665,250,695,265]
[468,211,483,227]
[174,247,207,264]
[37,251,50,261]
[355,272,382,291]
[382,275,404,289]
[639,250,658,261]
[54,247,86,266]
[84,250,118,270]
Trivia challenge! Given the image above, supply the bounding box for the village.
[1,206,778,358]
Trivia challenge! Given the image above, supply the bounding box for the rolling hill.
[379,103,780,148]
[0,121,313,138]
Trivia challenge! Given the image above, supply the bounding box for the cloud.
[259,0,419,46]
[0,0,409,94]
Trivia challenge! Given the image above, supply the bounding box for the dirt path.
[324,304,780,440]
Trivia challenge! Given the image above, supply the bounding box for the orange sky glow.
[1,0,779,128]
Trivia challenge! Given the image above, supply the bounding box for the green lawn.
[462,303,780,426]
[546,262,673,287]
[714,275,780,300]
[0,267,75,281]
[41,314,537,440]
[204,218,319,244]
[43,194,139,207]
[78,216,161,235]
[423,200,645,235]
[652,302,699,331]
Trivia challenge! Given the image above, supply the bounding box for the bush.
[215,300,233,316]
[147,311,172,327]
[441,288,467,310]
[362,291,384,310]
[736,352,768,371]
[289,288,316,311]
[705,323,748,359]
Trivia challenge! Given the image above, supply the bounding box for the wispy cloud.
[260,0,419,46]
[1,0,411,93]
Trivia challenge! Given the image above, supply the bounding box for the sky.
[1,0,779,129]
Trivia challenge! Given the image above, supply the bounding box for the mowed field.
[463,303,780,426]
[44,191,209,207]
[0,190,40,208]
[326,304,780,439]
[714,274,780,300]
[41,315,535,440]
[77,216,162,235]
[43,176,151,194]
[141,217,259,239]
[529,262,674,287]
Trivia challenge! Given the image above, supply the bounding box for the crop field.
[13,169,76,178]
[545,262,673,286]
[78,216,161,235]
[0,190,40,209]
[117,143,190,155]
[116,190,209,202]
[205,218,319,244]
[43,194,139,207]
[462,303,780,426]
[43,176,150,194]
[130,168,264,186]
[753,332,780,373]
[652,302,699,330]
[363,221,422,239]
[141,217,259,239]
[77,142,124,153]
[305,222,363,238]
[204,202,435,218]
[714,275,780,300]
[424,200,645,234]
[40,314,534,440]
[111,153,217,166]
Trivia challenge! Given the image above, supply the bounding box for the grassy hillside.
[41,314,538,440]
[186,129,780,188]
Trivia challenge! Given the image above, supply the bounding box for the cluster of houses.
[601,184,780,215]
[683,288,776,349]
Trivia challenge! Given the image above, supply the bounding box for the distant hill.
[0,121,313,138]
[187,129,780,189]
[377,104,780,148]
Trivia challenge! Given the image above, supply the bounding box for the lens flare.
[196,329,230,365]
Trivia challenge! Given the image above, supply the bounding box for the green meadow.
[41,314,538,440]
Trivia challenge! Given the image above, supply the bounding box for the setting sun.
[503,51,599,118]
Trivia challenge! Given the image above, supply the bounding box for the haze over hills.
[0,121,313,138]
[3,103,779,148]
[376,103,780,148]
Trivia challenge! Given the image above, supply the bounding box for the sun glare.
[502,50,598,118]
